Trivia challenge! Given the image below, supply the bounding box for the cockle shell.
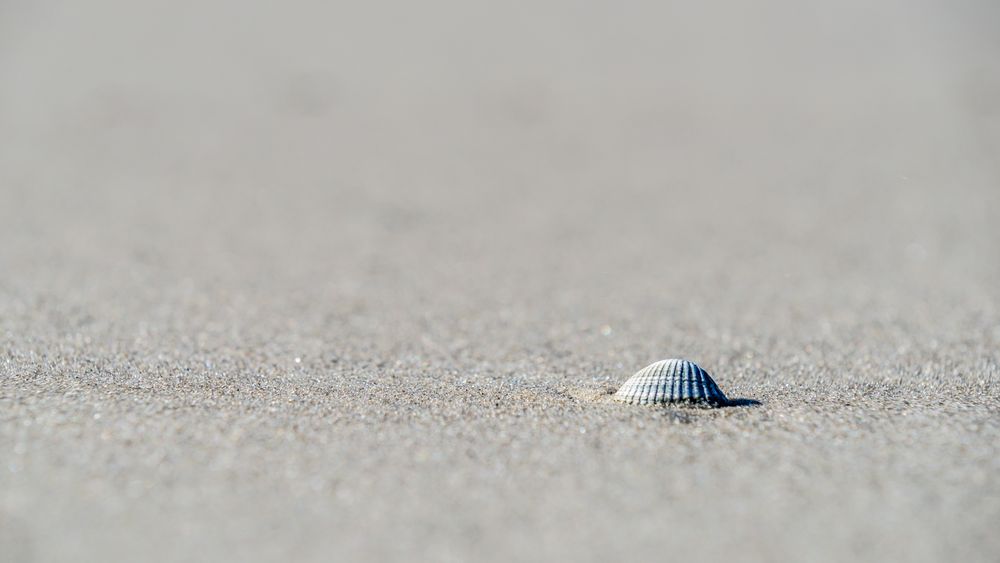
[614,359,729,407]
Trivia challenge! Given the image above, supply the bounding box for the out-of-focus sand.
[1,1,999,561]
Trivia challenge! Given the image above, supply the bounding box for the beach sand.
[2,1,999,561]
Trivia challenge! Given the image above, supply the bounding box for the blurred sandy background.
[2,1,999,562]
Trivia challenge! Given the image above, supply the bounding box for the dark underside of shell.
[614,359,729,407]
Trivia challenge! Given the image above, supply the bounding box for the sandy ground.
[2,1,999,561]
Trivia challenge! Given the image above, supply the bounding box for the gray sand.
[2,1,999,561]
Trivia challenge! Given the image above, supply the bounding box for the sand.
[1,1,999,561]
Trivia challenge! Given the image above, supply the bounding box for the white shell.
[614,359,729,407]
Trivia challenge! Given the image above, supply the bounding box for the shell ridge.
[673,360,682,401]
[698,365,711,403]
[663,361,672,401]
[693,363,701,400]
[655,361,668,403]
[634,365,646,404]
[655,361,666,403]
[637,365,649,404]
[677,363,691,401]
[663,361,673,401]
[696,365,707,402]
[650,362,662,403]
[678,361,686,400]
[703,365,726,405]
[674,361,682,400]
[691,362,700,400]
[644,367,654,403]
[691,366,706,401]
[709,368,721,402]
[684,363,694,399]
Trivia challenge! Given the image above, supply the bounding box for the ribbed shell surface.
[614,359,729,406]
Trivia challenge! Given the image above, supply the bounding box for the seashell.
[614,359,729,407]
